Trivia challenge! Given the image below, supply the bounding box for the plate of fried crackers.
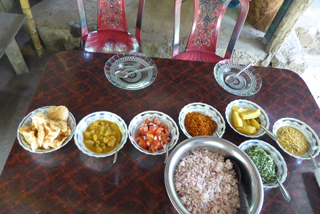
[17,106,76,153]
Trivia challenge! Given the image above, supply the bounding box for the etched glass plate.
[214,59,262,96]
[104,53,157,90]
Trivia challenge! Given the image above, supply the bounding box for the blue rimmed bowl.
[128,110,179,155]
[239,139,287,189]
[225,99,270,138]
[74,111,128,158]
[273,118,320,160]
[17,106,76,153]
[178,102,226,138]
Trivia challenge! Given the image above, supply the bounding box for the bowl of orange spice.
[178,103,226,138]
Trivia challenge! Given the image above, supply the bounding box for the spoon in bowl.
[164,142,169,164]
[115,66,155,78]
[260,125,279,142]
[113,141,120,164]
[274,165,291,202]
[229,159,250,214]
[306,141,320,187]
[225,61,254,85]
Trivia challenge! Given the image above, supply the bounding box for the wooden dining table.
[0,50,319,214]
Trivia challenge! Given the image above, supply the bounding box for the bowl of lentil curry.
[273,118,320,160]
[178,103,226,138]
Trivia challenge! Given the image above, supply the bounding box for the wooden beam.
[261,0,314,67]
[20,0,44,57]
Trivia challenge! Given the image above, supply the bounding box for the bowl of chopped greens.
[239,140,287,189]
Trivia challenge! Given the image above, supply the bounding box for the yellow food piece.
[232,111,243,128]
[231,106,262,135]
[250,118,261,129]
[83,140,94,146]
[232,106,252,113]
[240,109,261,120]
[83,131,91,139]
[243,119,249,126]
[236,125,257,135]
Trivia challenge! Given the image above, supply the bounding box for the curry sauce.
[83,120,121,153]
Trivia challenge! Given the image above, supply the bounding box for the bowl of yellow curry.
[273,118,320,160]
[74,111,128,158]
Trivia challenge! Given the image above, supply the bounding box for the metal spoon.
[164,143,169,164]
[229,159,250,214]
[275,167,291,202]
[305,141,319,168]
[214,129,221,138]
[260,125,279,142]
[306,141,320,187]
[115,66,154,78]
[225,62,254,85]
[113,141,120,164]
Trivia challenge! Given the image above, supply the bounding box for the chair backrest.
[173,0,249,59]
[76,0,145,51]
[97,0,128,32]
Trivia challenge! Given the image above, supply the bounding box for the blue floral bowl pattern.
[178,102,226,138]
[17,106,76,153]
[128,111,179,155]
[74,111,128,158]
[225,99,270,138]
[273,118,320,160]
[239,140,288,189]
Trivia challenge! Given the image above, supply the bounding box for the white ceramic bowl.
[273,117,320,160]
[74,111,128,158]
[225,99,270,138]
[128,110,179,155]
[17,106,76,153]
[239,139,287,189]
[178,102,226,138]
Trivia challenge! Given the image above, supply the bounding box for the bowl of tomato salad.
[128,111,179,155]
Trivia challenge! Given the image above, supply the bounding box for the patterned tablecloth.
[1,51,319,213]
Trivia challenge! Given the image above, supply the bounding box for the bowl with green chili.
[239,140,287,189]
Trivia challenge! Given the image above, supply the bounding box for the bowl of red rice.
[178,103,226,138]
[164,136,264,214]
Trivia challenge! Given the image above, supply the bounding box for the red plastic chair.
[76,0,145,54]
[172,0,249,63]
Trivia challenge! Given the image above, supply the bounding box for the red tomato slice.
[149,125,156,134]
[153,140,161,148]
[145,118,150,125]
[156,144,163,150]
[155,127,163,134]
[134,137,140,143]
[149,144,155,152]
[153,117,159,123]
[139,126,148,134]
[164,128,171,135]
[140,138,148,150]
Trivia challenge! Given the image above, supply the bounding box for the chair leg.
[5,38,29,75]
